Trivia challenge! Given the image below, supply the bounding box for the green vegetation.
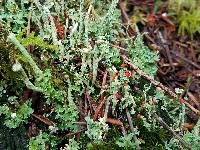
[0,0,199,149]
[169,0,200,38]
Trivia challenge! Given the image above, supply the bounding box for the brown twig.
[161,63,179,67]
[120,125,127,136]
[64,129,86,138]
[180,75,193,98]
[106,118,123,126]
[86,91,97,114]
[102,71,108,87]
[174,41,188,48]
[84,92,88,115]
[158,31,175,71]
[75,118,123,126]
[119,2,130,24]
[122,55,177,98]
[93,98,105,120]
[152,113,192,150]
[111,43,128,52]
[118,1,135,36]
[27,0,33,53]
[103,97,111,120]
[184,101,200,116]
[93,71,107,120]
[32,114,54,126]
[189,43,197,62]
[74,121,87,126]
[170,51,200,69]
[122,55,200,116]
[188,92,200,109]
[126,108,141,150]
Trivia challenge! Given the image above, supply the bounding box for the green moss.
[0,39,17,80]
[17,32,59,52]
[178,9,200,38]
[169,0,200,38]
[135,119,170,150]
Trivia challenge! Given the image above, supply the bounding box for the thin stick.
[64,129,86,138]
[122,55,177,98]
[152,113,192,150]
[170,51,200,69]
[120,125,127,136]
[126,108,141,150]
[122,55,200,116]
[106,118,123,126]
[158,32,175,71]
[32,114,54,126]
[27,0,33,53]
[103,97,111,120]
[27,0,33,36]
[188,92,200,109]
[93,71,107,120]
[93,98,105,120]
